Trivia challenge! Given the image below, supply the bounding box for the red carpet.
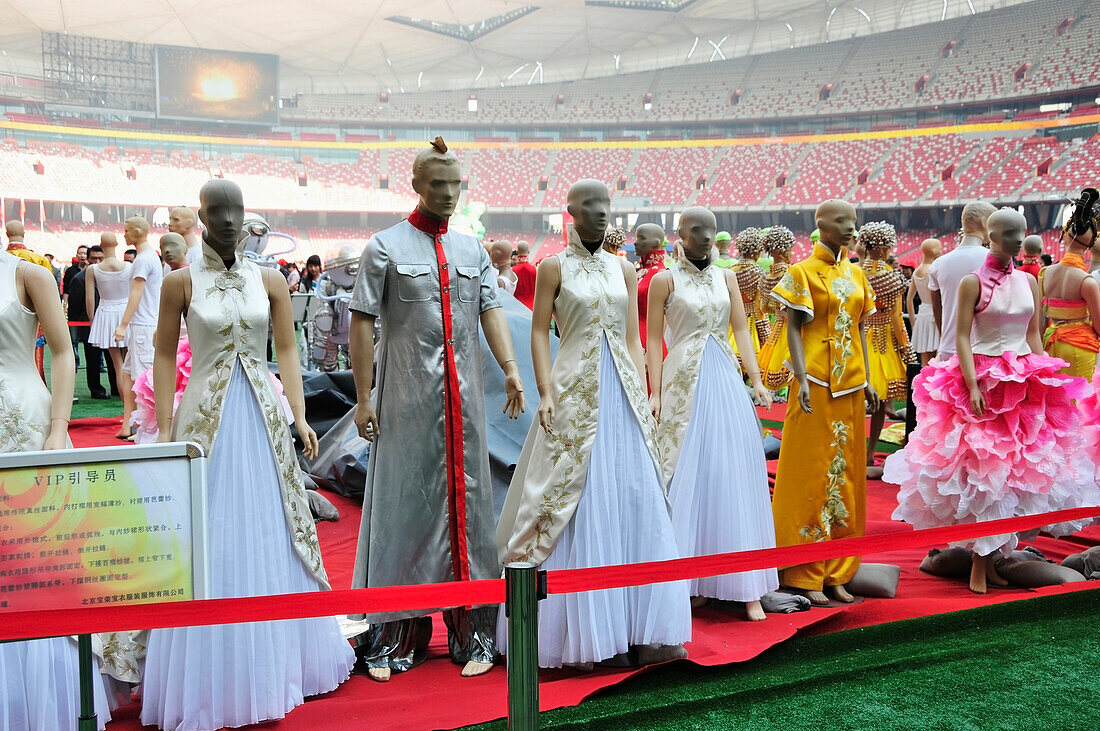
[64,416,1098,731]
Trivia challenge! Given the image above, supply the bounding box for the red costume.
[637,250,665,351]
[513,257,537,309]
[1018,255,1042,279]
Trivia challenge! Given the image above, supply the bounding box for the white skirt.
[668,338,779,602]
[140,365,353,731]
[0,637,111,730]
[88,299,127,349]
[910,308,939,354]
[502,338,692,668]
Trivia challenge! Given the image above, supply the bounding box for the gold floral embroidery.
[800,420,851,541]
[98,631,147,683]
[829,271,858,383]
[0,380,45,452]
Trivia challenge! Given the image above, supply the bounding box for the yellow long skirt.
[865,322,908,401]
[772,384,866,591]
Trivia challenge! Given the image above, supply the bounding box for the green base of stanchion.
[78,634,97,731]
[506,562,542,731]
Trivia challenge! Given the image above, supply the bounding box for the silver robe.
[349,218,501,623]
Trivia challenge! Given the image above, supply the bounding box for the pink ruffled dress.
[883,259,1100,556]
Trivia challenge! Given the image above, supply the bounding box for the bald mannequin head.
[124,215,149,247]
[920,237,942,263]
[169,206,198,241]
[516,240,530,259]
[198,178,246,256]
[160,232,188,270]
[489,239,513,269]
[412,137,461,220]
[814,199,857,254]
[987,208,1027,260]
[567,179,611,243]
[677,207,717,260]
[634,223,666,259]
[5,220,23,242]
[1022,235,1043,256]
[100,232,118,255]
[961,201,996,239]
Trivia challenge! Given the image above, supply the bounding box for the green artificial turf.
[465,588,1100,730]
[42,347,124,420]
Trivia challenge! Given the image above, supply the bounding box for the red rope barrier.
[1,506,1097,642]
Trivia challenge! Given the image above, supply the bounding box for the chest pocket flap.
[455,265,481,302]
[395,264,433,302]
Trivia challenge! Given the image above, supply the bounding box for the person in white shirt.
[928,201,995,360]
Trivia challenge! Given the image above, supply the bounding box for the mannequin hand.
[537,395,555,434]
[503,372,526,420]
[796,380,813,414]
[43,430,67,451]
[112,324,127,343]
[968,385,985,417]
[649,392,661,421]
[355,402,381,442]
[298,421,320,460]
[864,384,880,413]
[752,382,772,409]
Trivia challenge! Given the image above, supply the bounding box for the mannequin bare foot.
[804,590,830,606]
[985,558,1009,587]
[690,596,708,609]
[461,660,493,677]
[635,643,688,666]
[367,667,391,683]
[745,600,766,621]
[828,585,855,603]
[866,465,884,480]
[969,554,988,594]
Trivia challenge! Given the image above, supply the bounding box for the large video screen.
[155,45,278,124]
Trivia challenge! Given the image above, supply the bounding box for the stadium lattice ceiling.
[0,0,1040,94]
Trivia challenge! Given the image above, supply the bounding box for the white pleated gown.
[658,260,778,602]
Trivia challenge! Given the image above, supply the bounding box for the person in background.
[286,261,302,292]
[512,241,537,309]
[1018,235,1043,279]
[44,253,62,289]
[713,230,736,268]
[123,248,137,263]
[69,245,117,399]
[300,254,323,293]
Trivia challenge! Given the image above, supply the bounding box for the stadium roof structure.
[0,0,1040,94]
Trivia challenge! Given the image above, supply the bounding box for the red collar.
[408,208,448,237]
[516,255,529,263]
[6,242,27,251]
[641,251,664,269]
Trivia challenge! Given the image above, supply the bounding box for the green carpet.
[43,347,124,420]
[465,589,1100,730]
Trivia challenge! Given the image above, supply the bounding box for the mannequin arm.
[905,278,916,324]
[1080,275,1100,339]
[954,275,983,415]
[930,288,942,334]
[645,272,671,417]
[154,272,186,439]
[621,258,646,383]
[114,277,146,342]
[85,266,96,323]
[860,324,880,411]
[531,257,561,433]
[726,270,769,405]
[23,264,74,449]
[264,268,318,459]
[786,308,812,414]
[1026,275,1045,355]
[481,307,525,419]
[348,311,379,441]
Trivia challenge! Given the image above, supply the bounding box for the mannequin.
[513,241,537,308]
[348,137,524,682]
[713,230,736,268]
[884,208,1099,593]
[0,246,113,729]
[757,226,796,396]
[1018,235,1043,279]
[929,202,995,361]
[859,222,913,478]
[1041,228,1100,378]
[634,223,666,351]
[140,179,353,729]
[646,207,777,620]
[490,239,517,294]
[87,232,135,435]
[496,179,690,669]
[905,238,943,365]
[732,227,768,361]
[770,200,878,606]
[158,232,188,272]
[112,215,161,439]
[169,205,204,266]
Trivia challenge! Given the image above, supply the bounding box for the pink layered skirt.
[883,352,1100,556]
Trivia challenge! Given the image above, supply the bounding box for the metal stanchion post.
[905,361,920,440]
[505,561,542,731]
[78,633,97,731]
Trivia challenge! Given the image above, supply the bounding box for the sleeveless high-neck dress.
[140,247,353,730]
[909,271,939,354]
[885,267,1099,556]
[496,229,691,668]
[0,250,111,730]
[87,261,132,349]
[658,260,778,602]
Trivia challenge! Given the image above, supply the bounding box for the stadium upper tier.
[1,120,1096,213]
[282,0,1099,127]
